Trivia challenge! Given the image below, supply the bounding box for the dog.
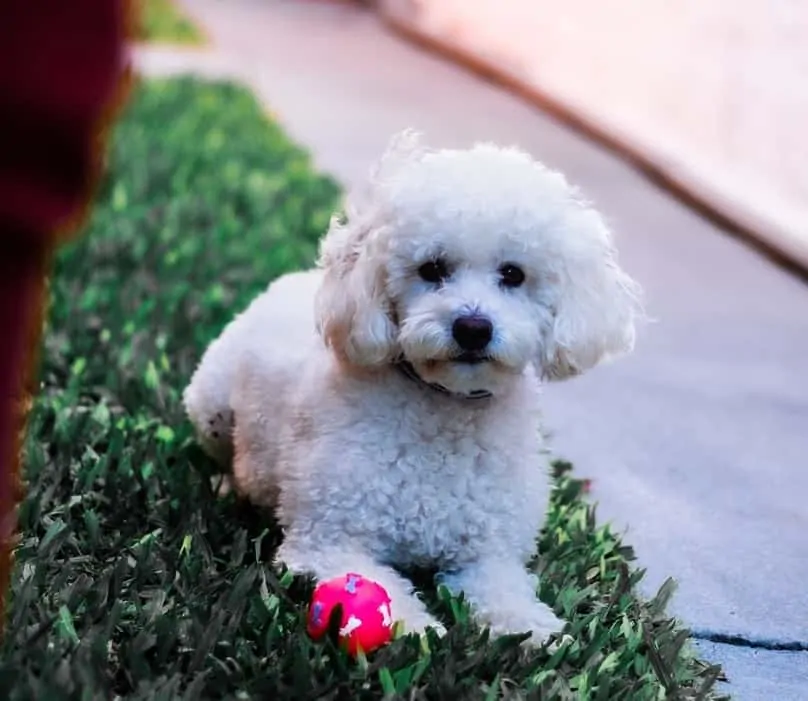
[183,131,641,643]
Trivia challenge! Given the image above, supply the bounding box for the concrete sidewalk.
[376,0,808,276]
[139,1,808,697]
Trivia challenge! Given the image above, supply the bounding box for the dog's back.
[183,269,323,465]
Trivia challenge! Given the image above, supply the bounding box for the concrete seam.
[691,629,808,653]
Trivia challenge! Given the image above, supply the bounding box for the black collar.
[394,357,493,401]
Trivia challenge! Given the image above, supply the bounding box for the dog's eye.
[418,259,449,284]
[499,263,526,288]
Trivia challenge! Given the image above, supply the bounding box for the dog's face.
[385,212,556,396]
[316,132,641,396]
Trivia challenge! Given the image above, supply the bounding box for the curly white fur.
[183,132,641,643]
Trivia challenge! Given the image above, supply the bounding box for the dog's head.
[315,131,641,396]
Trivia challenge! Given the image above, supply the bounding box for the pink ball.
[307,573,394,655]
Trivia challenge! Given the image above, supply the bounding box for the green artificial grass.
[138,0,204,44]
[0,76,727,700]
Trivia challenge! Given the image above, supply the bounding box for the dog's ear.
[538,207,642,381]
[315,130,426,366]
[315,215,397,366]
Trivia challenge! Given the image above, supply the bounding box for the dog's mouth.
[451,352,493,365]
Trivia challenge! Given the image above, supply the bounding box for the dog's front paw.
[392,599,446,638]
[521,601,565,646]
[488,601,565,646]
[397,617,447,639]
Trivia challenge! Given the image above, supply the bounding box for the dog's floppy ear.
[315,130,426,366]
[538,207,642,381]
[315,214,397,366]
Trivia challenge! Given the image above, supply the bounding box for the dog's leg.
[229,420,279,508]
[438,558,564,644]
[277,538,445,636]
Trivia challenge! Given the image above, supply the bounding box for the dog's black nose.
[452,315,493,351]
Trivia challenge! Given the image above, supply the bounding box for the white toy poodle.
[183,131,641,644]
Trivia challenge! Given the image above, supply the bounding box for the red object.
[307,573,394,655]
[0,0,130,635]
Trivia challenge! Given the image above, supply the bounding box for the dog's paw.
[521,602,565,647]
[198,410,234,463]
[392,600,446,638]
[394,617,447,640]
[486,601,565,647]
[545,633,575,654]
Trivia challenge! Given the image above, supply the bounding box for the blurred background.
[381,0,808,270]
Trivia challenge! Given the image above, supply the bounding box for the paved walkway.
[143,1,808,696]
[378,0,808,273]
